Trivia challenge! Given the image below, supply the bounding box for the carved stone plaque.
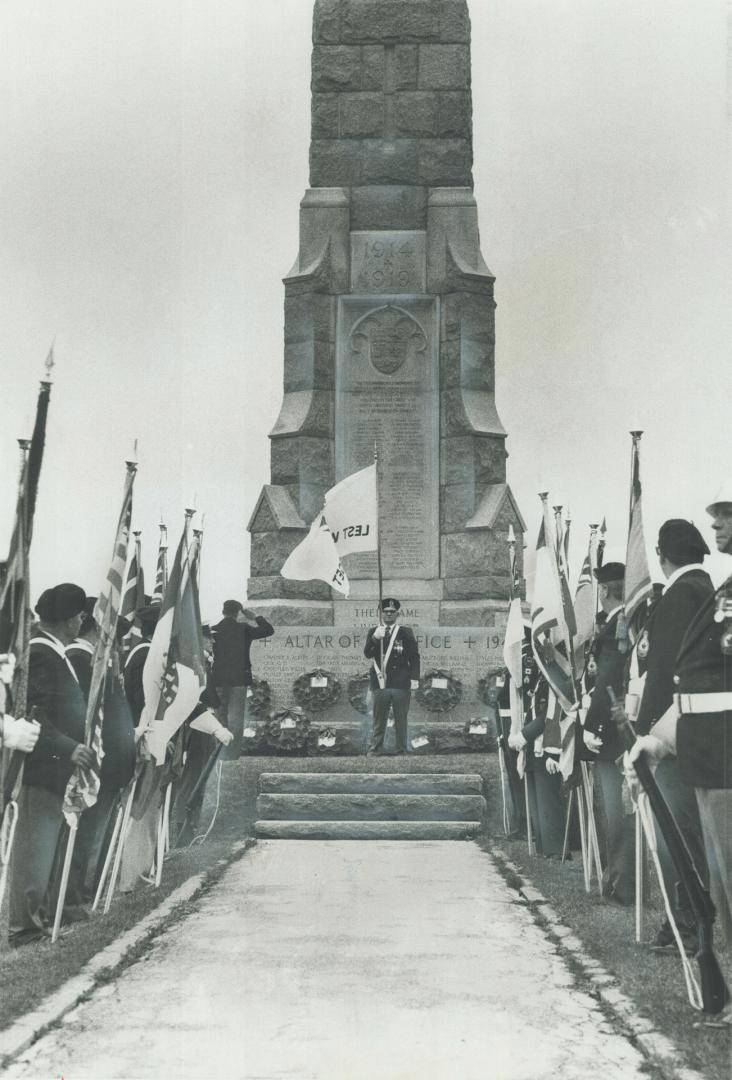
[351,231,426,294]
[336,295,439,579]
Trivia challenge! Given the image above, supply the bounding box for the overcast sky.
[1,0,730,616]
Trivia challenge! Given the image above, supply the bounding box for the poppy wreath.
[246,678,272,718]
[292,669,341,712]
[262,707,313,753]
[462,716,498,752]
[415,669,463,713]
[477,670,504,708]
[347,672,372,715]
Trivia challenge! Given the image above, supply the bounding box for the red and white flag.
[624,433,653,625]
[140,515,206,764]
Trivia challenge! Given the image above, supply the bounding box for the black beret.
[657,519,709,564]
[222,599,244,616]
[594,562,625,584]
[381,597,400,611]
[36,583,87,622]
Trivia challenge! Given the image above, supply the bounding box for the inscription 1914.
[351,231,426,294]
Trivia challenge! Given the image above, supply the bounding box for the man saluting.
[364,598,420,755]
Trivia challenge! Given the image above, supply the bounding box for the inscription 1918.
[351,231,426,294]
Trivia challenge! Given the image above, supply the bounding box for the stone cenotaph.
[246,0,525,747]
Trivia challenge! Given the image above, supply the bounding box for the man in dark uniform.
[631,520,713,951]
[9,583,94,945]
[510,670,566,857]
[583,561,635,904]
[364,598,420,755]
[211,600,274,759]
[630,488,732,966]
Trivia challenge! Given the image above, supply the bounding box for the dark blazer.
[67,643,136,790]
[24,631,86,797]
[124,639,150,724]
[675,574,732,790]
[635,568,714,735]
[364,624,420,691]
[584,609,627,761]
[211,616,274,687]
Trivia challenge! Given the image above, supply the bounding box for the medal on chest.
[637,630,650,659]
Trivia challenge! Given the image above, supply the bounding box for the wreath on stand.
[347,672,372,715]
[415,669,463,713]
[262,707,315,755]
[245,678,272,718]
[292,669,341,712]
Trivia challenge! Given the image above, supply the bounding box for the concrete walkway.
[8,842,648,1080]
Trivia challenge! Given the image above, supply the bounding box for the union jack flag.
[151,524,168,604]
[64,462,137,822]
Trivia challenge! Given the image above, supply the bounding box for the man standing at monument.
[364,599,420,755]
[211,600,274,758]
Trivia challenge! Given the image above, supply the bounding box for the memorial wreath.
[292,668,342,711]
[347,672,372,715]
[245,677,272,718]
[262,706,315,754]
[415,669,463,712]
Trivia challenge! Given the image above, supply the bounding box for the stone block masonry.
[248,0,526,639]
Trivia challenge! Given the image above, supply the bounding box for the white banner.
[323,464,378,557]
[281,516,349,595]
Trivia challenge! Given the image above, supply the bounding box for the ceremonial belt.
[675,691,732,714]
[372,626,400,690]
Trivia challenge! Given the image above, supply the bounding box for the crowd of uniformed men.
[495,487,731,1021]
[1,594,273,947]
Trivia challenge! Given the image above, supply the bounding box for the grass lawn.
[1,750,729,1080]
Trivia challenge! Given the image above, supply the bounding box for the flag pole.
[51,818,78,943]
[374,445,384,621]
[92,799,124,911]
[373,445,385,687]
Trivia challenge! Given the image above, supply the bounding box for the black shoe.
[650,920,696,955]
[8,927,50,948]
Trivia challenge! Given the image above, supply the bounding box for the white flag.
[502,596,524,688]
[323,464,378,557]
[281,515,350,595]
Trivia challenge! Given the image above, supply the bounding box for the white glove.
[373,625,386,641]
[0,653,17,686]
[583,731,603,754]
[624,735,666,799]
[1,715,40,753]
[508,732,526,751]
[545,758,560,775]
[410,680,419,690]
[214,726,234,746]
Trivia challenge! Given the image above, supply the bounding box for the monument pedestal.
[245,1,525,748]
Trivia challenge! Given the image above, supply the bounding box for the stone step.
[258,772,484,796]
[255,793,486,822]
[254,820,483,841]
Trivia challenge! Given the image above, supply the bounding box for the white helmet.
[706,484,732,515]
